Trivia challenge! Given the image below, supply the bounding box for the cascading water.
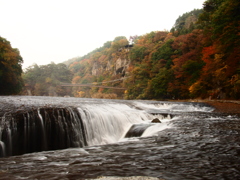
[1,96,194,157]
[0,107,87,156]
[0,96,239,179]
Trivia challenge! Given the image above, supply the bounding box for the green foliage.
[182,60,204,84]
[23,63,73,96]
[0,37,24,95]
[151,39,174,68]
[125,0,240,100]
[150,68,173,99]
[211,0,240,50]
[124,32,173,100]
[64,2,240,100]
[172,9,203,35]
[111,38,128,50]
[129,46,147,62]
[67,36,130,98]
[113,36,127,42]
[103,41,112,49]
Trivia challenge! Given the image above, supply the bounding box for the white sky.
[1,0,205,69]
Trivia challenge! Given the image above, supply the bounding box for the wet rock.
[125,124,153,138]
[151,118,161,123]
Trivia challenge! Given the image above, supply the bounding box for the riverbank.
[205,100,240,114]
[169,99,240,114]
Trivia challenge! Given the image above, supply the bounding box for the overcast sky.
[1,0,205,69]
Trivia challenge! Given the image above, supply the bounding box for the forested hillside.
[23,63,73,96]
[62,36,130,98]
[23,0,240,100]
[125,0,240,100]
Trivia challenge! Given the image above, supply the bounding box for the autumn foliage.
[124,0,240,100]
[21,0,240,100]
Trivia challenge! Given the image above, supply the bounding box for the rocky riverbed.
[0,112,239,179]
[0,98,240,180]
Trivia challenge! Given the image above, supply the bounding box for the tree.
[150,68,173,99]
[151,39,174,68]
[198,0,240,98]
[169,30,205,99]
[23,63,72,96]
[0,37,23,95]
[129,45,147,63]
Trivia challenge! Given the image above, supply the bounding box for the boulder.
[151,118,161,123]
[124,124,153,138]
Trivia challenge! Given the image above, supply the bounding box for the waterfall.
[0,107,88,157]
[0,101,155,157]
[78,103,150,146]
[0,96,212,157]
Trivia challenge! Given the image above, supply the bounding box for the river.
[0,96,239,179]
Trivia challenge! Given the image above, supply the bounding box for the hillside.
[124,0,239,100]
[67,36,130,98]
[23,0,240,100]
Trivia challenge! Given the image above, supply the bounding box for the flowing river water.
[0,96,239,180]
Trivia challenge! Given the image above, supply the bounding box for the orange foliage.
[98,87,104,93]
[137,39,146,46]
[69,61,79,68]
[98,55,107,62]
[202,46,216,64]
[72,76,81,84]
[153,31,168,42]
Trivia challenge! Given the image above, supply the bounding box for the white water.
[77,103,166,145]
[79,104,134,145]
[0,96,214,156]
[134,101,214,113]
[142,117,175,137]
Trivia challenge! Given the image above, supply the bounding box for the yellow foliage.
[78,91,85,97]
[45,77,52,83]
[189,81,202,94]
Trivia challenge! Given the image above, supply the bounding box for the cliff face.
[68,37,130,98]
[115,58,129,76]
[91,57,129,76]
[91,62,103,76]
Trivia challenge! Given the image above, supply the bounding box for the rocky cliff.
[68,37,131,98]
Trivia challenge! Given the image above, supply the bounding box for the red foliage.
[201,45,222,80]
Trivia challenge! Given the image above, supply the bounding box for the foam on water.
[133,101,214,113]
[77,103,146,145]
[142,118,175,137]
[0,96,214,157]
